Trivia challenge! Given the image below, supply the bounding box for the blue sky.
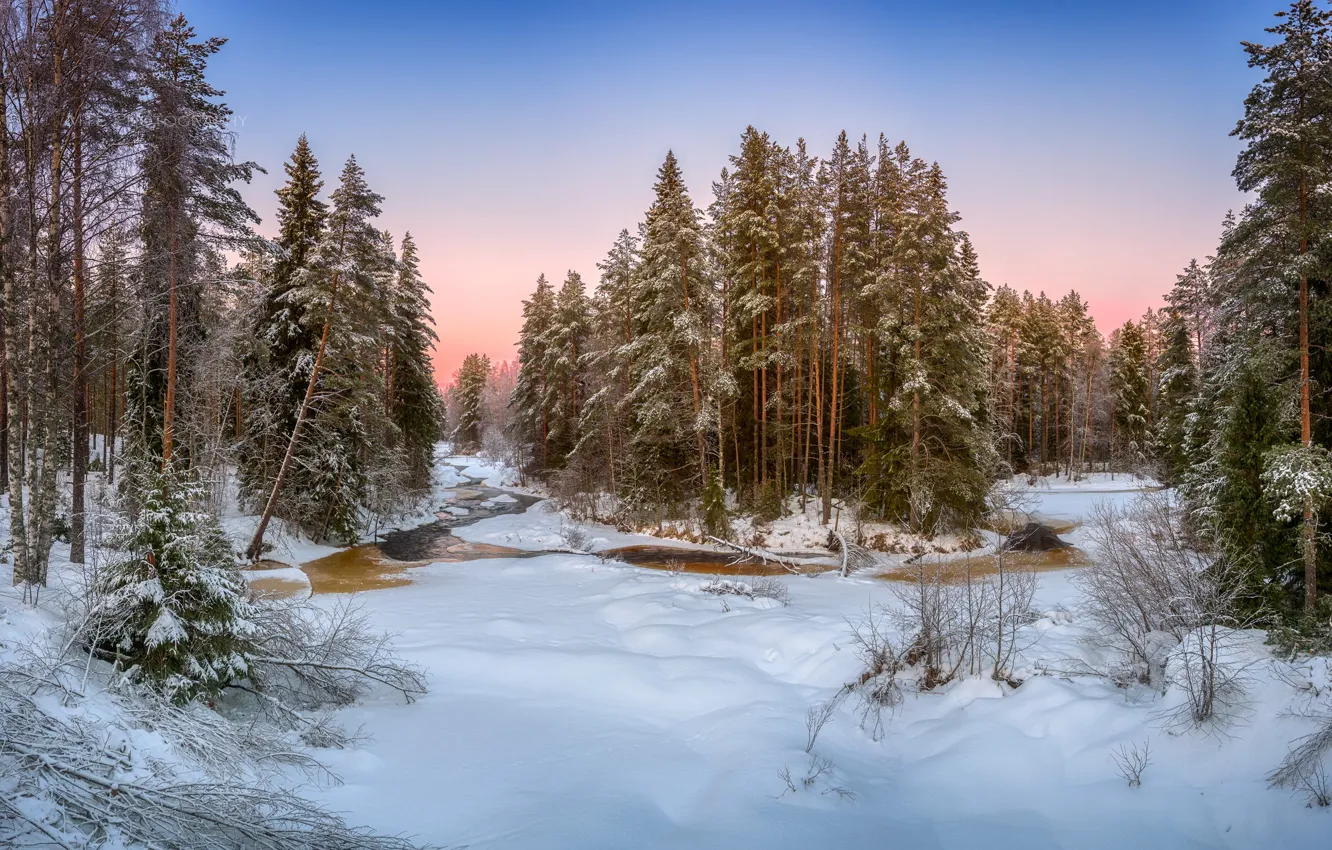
[180,0,1275,379]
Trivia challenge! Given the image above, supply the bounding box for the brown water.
[243,477,543,596]
[878,547,1090,584]
[245,470,1093,596]
[600,545,838,576]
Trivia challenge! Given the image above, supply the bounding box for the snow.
[3,457,1328,849]
[293,466,1324,849]
[452,500,719,554]
[300,550,1325,849]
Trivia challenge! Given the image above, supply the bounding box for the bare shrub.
[1303,765,1331,807]
[889,556,1039,688]
[750,576,791,606]
[844,608,904,740]
[1270,707,1332,803]
[777,753,855,802]
[244,597,427,725]
[1078,493,1259,727]
[1111,739,1152,787]
[804,700,836,753]
[558,516,593,554]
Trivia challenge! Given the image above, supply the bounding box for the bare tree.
[1078,493,1260,726]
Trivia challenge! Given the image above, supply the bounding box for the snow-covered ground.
[298,468,1325,850]
[3,457,1327,849]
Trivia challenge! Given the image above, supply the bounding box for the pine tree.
[860,160,993,530]
[1229,0,1332,610]
[987,285,1025,468]
[129,14,259,466]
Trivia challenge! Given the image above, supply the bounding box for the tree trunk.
[70,97,87,563]
[1299,174,1317,612]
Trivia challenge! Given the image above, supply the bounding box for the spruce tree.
[452,353,491,453]
[247,156,390,550]
[93,463,256,704]
[1151,311,1197,484]
[387,232,443,488]
[624,150,711,507]
[543,271,591,465]
[510,274,557,474]
[1215,360,1302,610]
[1110,321,1150,472]
[573,231,640,493]
[241,136,329,509]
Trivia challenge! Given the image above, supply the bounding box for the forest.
[0,2,443,597]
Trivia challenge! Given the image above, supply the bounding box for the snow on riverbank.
[299,471,1324,850]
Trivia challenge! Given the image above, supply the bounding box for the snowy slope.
[304,551,1326,849]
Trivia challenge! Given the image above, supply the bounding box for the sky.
[180,0,1276,384]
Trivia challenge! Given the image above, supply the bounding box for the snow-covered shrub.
[0,659,422,849]
[777,753,855,802]
[1080,493,1260,726]
[1269,663,1332,807]
[243,597,426,744]
[559,516,593,553]
[845,607,905,740]
[1163,623,1255,729]
[697,577,789,606]
[89,463,257,704]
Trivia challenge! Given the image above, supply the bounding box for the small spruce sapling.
[93,463,257,703]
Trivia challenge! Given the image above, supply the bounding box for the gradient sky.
[179,0,1274,384]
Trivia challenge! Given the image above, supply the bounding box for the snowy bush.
[1079,494,1255,685]
[1269,659,1332,807]
[698,577,789,606]
[0,657,423,848]
[845,608,904,739]
[88,463,258,703]
[244,596,427,732]
[1079,493,1260,726]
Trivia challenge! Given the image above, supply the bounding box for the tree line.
[505,128,1171,535]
